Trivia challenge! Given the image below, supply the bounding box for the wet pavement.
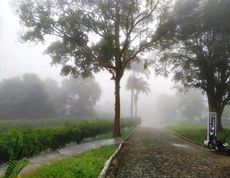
[106,127,230,178]
[0,138,122,176]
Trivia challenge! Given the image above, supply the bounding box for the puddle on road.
[171,143,191,149]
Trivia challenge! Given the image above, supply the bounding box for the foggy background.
[0,1,213,127]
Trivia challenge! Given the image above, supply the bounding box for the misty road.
[106,127,230,178]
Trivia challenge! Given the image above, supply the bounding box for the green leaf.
[4,160,29,178]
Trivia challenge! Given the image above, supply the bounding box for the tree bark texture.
[113,77,121,137]
[207,91,224,131]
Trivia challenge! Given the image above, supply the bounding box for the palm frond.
[4,160,29,178]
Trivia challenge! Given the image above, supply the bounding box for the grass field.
[23,145,118,178]
[167,121,230,144]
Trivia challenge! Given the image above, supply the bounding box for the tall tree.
[177,89,206,121]
[133,77,150,117]
[126,62,150,118]
[155,0,230,131]
[43,78,63,117]
[13,0,159,136]
[61,77,101,117]
[126,75,150,118]
[126,76,136,118]
[0,74,53,118]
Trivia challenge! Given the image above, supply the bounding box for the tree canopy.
[13,0,160,136]
[155,0,230,130]
[177,89,206,121]
[61,77,101,117]
[0,74,52,118]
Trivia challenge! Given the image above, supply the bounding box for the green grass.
[18,127,135,178]
[23,145,118,178]
[167,124,207,144]
[93,127,135,140]
[167,122,230,144]
[216,126,230,144]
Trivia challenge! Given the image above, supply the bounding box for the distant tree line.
[156,89,207,124]
[0,73,101,119]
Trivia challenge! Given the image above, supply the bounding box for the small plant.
[3,160,29,178]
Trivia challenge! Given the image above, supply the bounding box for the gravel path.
[106,127,230,178]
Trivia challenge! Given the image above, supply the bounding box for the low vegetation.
[3,160,29,178]
[167,122,230,144]
[0,118,140,164]
[22,127,135,178]
[0,145,117,178]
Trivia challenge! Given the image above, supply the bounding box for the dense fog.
[0,69,214,128]
[1,0,230,128]
[0,74,101,119]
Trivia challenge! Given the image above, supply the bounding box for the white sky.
[0,0,62,81]
[0,0,175,125]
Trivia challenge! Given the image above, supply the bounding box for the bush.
[0,118,139,164]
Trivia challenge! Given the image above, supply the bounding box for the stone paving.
[106,127,230,178]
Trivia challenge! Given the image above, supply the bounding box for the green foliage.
[176,89,206,121]
[23,145,118,178]
[0,118,139,164]
[216,126,230,144]
[168,123,230,145]
[13,0,159,78]
[3,160,29,178]
[61,77,101,117]
[156,0,230,130]
[13,0,160,137]
[167,124,206,144]
[0,74,53,119]
[0,74,102,119]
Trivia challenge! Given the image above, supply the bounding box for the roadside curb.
[98,127,139,178]
[167,129,208,149]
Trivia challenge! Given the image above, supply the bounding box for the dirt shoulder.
[106,127,230,178]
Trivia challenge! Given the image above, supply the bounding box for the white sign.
[208,112,217,141]
[204,112,217,145]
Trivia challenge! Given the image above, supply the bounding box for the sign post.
[204,112,217,145]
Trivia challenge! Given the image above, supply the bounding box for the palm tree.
[126,76,150,118]
[130,62,151,78]
[126,62,151,118]
[126,76,138,118]
[133,78,151,117]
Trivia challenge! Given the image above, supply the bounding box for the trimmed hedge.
[0,118,140,164]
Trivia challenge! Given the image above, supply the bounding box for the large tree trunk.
[216,108,224,131]
[207,92,224,131]
[113,77,121,137]
[208,106,224,132]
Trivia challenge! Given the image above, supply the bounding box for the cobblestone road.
[106,127,230,178]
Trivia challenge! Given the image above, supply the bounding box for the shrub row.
[0,118,140,164]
